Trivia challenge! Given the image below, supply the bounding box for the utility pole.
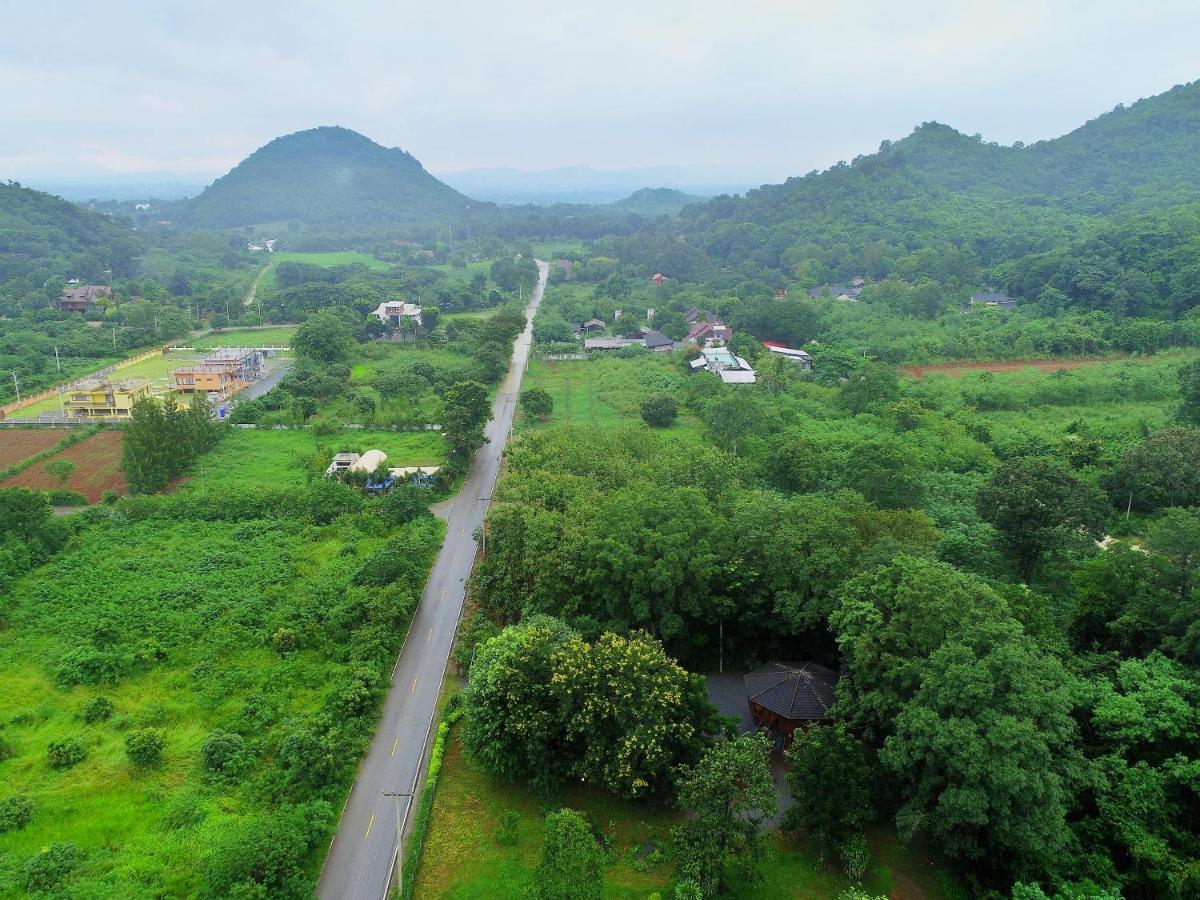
[112,327,118,351]
[54,345,62,374]
[11,370,20,405]
[382,790,414,897]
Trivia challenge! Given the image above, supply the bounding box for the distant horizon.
[4,1,1199,190]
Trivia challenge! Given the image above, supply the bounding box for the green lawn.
[182,427,445,493]
[415,725,957,899]
[259,250,391,292]
[192,325,298,349]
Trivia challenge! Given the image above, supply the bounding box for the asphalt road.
[316,259,548,900]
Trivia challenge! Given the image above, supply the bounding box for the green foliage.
[783,723,874,855]
[673,733,778,897]
[46,736,86,769]
[840,833,871,883]
[22,842,81,893]
[122,394,220,494]
[199,802,334,899]
[640,393,679,427]
[80,695,115,723]
[200,729,248,778]
[494,810,520,847]
[530,808,606,900]
[520,387,554,420]
[43,457,76,486]
[1104,427,1200,512]
[443,379,492,467]
[0,795,34,833]
[125,727,166,767]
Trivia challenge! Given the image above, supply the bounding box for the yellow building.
[65,378,153,420]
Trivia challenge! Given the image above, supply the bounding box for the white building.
[372,301,423,327]
[690,346,757,384]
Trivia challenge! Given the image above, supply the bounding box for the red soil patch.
[0,429,71,469]
[0,430,126,502]
[902,355,1128,378]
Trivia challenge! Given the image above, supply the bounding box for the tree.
[421,304,441,333]
[125,728,165,767]
[674,733,777,897]
[122,397,172,494]
[882,618,1080,879]
[837,361,899,414]
[43,458,75,487]
[976,456,1108,580]
[293,309,353,363]
[521,387,554,420]
[783,723,874,856]
[530,808,605,900]
[641,394,678,428]
[1177,359,1200,425]
[443,380,492,467]
[843,439,926,509]
[1103,427,1200,512]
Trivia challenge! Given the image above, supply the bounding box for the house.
[763,342,813,369]
[775,287,787,299]
[580,318,606,334]
[684,307,701,324]
[686,318,730,344]
[372,300,423,327]
[970,291,1017,310]
[744,661,839,748]
[59,284,112,312]
[651,273,668,286]
[807,283,862,302]
[65,378,152,420]
[643,330,674,352]
[851,275,866,288]
[690,346,756,384]
[349,450,387,473]
[325,452,361,477]
[134,203,150,211]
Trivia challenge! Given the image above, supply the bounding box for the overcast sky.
[2,0,1198,186]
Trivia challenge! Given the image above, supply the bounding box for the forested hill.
[678,79,1200,271]
[0,181,140,282]
[612,187,704,216]
[183,126,479,229]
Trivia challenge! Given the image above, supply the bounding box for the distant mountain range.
[182,126,479,229]
[437,166,750,205]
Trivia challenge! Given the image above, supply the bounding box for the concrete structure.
[65,378,152,420]
[764,343,814,369]
[174,348,265,399]
[584,337,643,351]
[349,449,388,474]
[325,452,361,477]
[970,291,1017,310]
[690,346,757,384]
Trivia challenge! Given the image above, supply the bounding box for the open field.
[902,354,1134,378]
[416,726,957,899]
[190,325,298,348]
[0,430,125,501]
[259,250,391,293]
[177,427,444,494]
[517,354,703,435]
[0,429,69,469]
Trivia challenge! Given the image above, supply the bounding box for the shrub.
[640,394,678,428]
[840,832,870,883]
[55,647,122,686]
[46,489,88,506]
[0,734,13,761]
[200,729,247,777]
[495,810,520,847]
[271,627,299,654]
[47,737,86,769]
[125,728,166,767]
[23,842,80,893]
[0,795,34,833]
[377,484,429,527]
[101,489,121,505]
[81,696,115,723]
[520,387,554,420]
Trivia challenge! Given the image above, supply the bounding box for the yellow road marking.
[426,628,433,643]
[440,588,445,600]
[410,677,418,693]
[390,737,398,756]
[364,813,375,839]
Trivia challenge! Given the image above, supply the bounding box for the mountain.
[0,181,139,282]
[183,126,476,229]
[612,187,705,216]
[676,79,1200,276]
[439,165,750,205]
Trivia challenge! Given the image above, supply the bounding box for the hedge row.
[399,699,462,900]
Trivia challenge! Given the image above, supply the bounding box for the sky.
[2,0,1199,187]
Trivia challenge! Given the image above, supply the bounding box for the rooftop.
[744,661,839,720]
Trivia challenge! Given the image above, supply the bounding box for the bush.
[47,737,86,769]
[125,728,166,767]
[377,484,429,527]
[640,394,679,428]
[23,842,80,893]
[81,695,115,723]
[200,729,247,777]
[271,627,299,654]
[0,734,13,761]
[0,795,34,833]
[46,489,89,506]
[55,647,122,686]
[495,810,520,847]
[521,387,554,420]
[840,832,870,883]
[101,489,121,505]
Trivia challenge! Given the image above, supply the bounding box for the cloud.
[0,0,1197,183]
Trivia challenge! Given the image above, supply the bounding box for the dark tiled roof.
[643,330,672,348]
[744,661,838,720]
[971,291,1010,303]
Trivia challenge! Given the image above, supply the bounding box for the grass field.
[178,427,444,494]
[0,430,125,501]
[191,325,298,349]
[517,354,703,436]
[258,250,391,293]
[416,725,957,899]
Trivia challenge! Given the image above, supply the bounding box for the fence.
[0,343,170,419]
